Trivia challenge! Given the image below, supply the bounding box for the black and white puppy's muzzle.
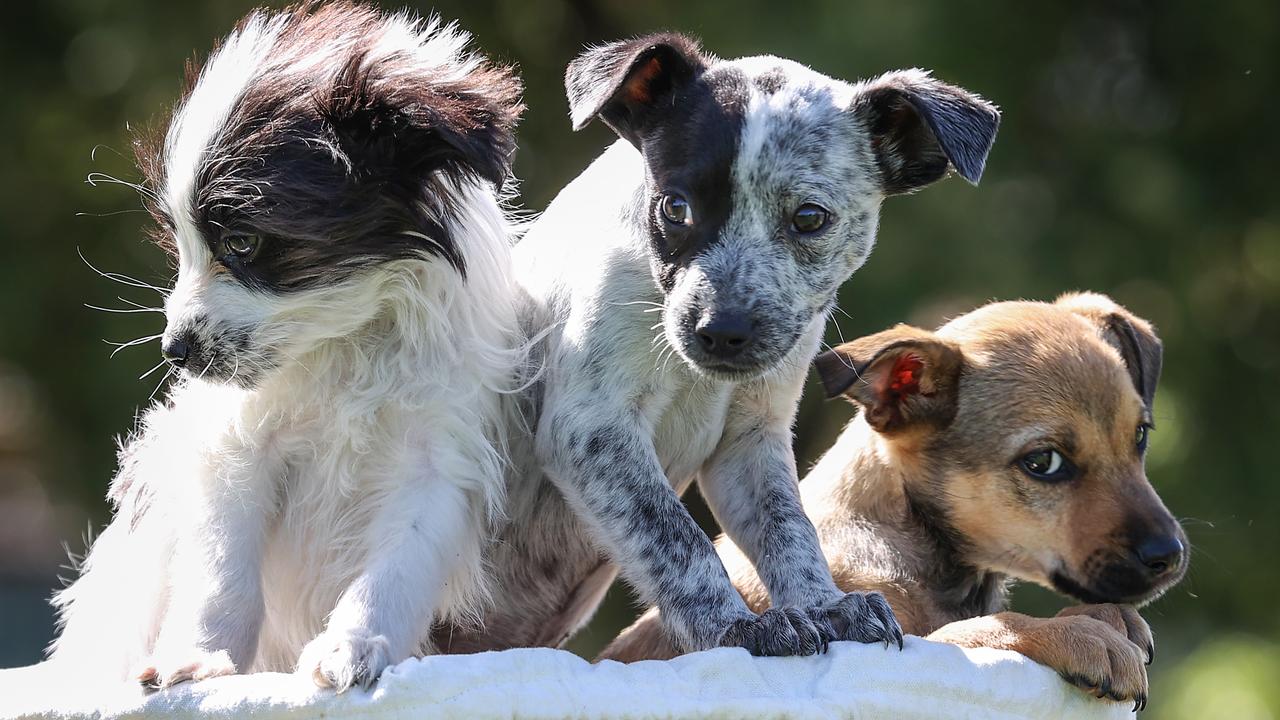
[141,5,520,391]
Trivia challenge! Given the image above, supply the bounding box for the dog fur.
[49,3,523,691]
[435,34,998,657]
[603,293,1187,711]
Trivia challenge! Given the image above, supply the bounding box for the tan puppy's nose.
[1135,535,1184,579]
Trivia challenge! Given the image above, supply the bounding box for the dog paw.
[717,607,824,657]
[1058,604,1155,665]
[136,648,236,691]
[1046,615,1150,712]
[806,591,904,650]
[298,628,392,692]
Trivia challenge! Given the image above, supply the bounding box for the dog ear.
[1056,292,1164,410]
[320,48,523,189]
[851,69,1000,194]
[565,33,709,146]
[814,325,965,434]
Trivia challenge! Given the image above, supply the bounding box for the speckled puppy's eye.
[660,193,693,226]
[791,203,830,234]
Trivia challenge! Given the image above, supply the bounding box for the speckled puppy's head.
[566,34,999,380]
[140,2,521,387]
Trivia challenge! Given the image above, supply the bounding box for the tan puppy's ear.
[1056,292,1164,410]
[814,325,964,434]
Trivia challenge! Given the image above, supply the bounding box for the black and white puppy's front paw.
[806,591,904,650]
[717,607,826,657]
[298,628,392,692]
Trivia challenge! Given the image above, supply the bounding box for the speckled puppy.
[437,34,998,657]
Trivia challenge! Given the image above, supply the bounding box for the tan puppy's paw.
[136,648,236,691]
[1033,614,1150,712]
[1057,604,1154,665]
[298,628,392,692]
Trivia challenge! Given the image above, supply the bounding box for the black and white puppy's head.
[140,2,521,388]
[567,34,998,380]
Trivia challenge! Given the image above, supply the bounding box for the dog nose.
[1135,535,1184,577]
[695,314,755,358]
[161,337,190,368]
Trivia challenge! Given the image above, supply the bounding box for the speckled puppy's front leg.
[699,387,903,651]
[538,399,822,656]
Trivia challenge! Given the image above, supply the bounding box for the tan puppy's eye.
[1019,449,1076,482]
[1136,424,1152,453]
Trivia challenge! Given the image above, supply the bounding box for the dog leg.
[298,464,483,691]
[699,388,903,650]
[138,445,280,690]
[539,398,826,655]
[927,611,1150,710]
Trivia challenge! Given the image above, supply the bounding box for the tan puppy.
[602,293,1187,712]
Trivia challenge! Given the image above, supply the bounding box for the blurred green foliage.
[0,1,1275,716]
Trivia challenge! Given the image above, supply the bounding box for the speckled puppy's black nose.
[695,313,756,359]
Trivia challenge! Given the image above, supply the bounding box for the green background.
[1,1,1276,717]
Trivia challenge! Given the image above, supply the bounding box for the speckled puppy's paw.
[717,607,824,657]
[807,591,904,650]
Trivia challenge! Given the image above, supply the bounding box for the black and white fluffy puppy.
[49,3,523,691]
[437,34,998,657]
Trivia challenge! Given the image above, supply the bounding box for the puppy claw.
[135,649,236,692]
[806,591,904,650]
[298,628,392,692]
[718,608,823,657]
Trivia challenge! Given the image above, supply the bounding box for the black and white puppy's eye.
[791,203,830,234]
[222,233,261,260]
[660,193,693,226]
[1019,449,1075,482]
[1136,423,1152,453]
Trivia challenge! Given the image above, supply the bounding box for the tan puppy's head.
[815,293,1187,606]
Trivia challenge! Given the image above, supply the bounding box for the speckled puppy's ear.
[565,33,711,146]
[850,69,1000,194]
[814,325,965,434]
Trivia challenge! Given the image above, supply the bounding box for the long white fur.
[49,14,520,692]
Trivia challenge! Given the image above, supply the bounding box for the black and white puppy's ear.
[565,33,709,146]
[1056,292,1164,410]
[814,325,965,434]
[852,69,1000,194]
[321,49,523,190]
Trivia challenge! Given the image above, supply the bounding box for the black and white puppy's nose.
[161,336,191,368]
[695,313,756,359]
[1135,535,1184,578]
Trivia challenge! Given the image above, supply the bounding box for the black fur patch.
[139,2,522,291]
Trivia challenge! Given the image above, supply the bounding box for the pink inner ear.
[624,57,663,104]
[886,353,924,401]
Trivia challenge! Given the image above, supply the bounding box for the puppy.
[49,3,523,691]
[604,293,1186,710]
[435,34,999,657]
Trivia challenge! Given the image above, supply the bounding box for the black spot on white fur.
[139,2,522,291]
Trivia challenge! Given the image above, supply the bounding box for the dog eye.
[1136,424,1152,453]
[660,194,693,226]
[222,233,261,259]
[791,204,830,234]
[1019,449,1075,482]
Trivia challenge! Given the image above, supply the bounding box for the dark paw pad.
[718,608,823,657]
[809,591,904,649]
